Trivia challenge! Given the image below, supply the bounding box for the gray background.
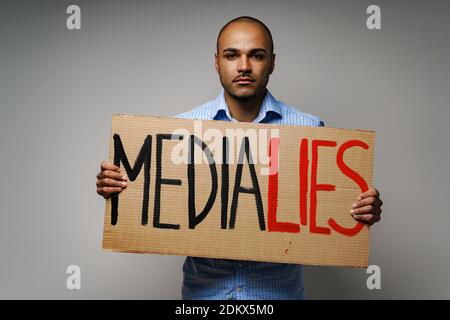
[0,0,449,299]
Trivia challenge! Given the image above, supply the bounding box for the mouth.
[234,77,255,84]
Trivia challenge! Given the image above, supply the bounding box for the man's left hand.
[350,188,383,225]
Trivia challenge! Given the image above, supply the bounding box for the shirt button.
[236,287,242,292]
[238,263,243,268]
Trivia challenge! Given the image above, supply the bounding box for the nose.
[237,55,252,74]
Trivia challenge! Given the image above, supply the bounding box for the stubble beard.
[221,78,264,103]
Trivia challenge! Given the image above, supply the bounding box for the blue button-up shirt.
[176,89,324,300]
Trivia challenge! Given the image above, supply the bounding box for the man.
[96,16,383,299]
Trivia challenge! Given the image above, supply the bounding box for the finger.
[357,188,379,200]
[97,178,127,188]
[350,204,381,216]
[97,186,124,198]
[97,170,127,181]
[352,197,382,209]
[101,161,120,172]
[352,213,381,225]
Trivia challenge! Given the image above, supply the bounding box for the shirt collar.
[209,89,282,123]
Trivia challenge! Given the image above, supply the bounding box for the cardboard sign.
[102,115,375,267]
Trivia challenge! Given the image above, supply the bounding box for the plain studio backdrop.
[0,0,449,299]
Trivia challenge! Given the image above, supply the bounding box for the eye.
[252,54,264,60]
[225,53,237,59]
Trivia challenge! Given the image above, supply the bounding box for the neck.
[224,90,266,123]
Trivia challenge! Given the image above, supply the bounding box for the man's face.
[215,22,275,101]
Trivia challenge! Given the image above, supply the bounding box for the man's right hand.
[96,161,127,199]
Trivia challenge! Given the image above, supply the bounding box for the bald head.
[216,16,274,54]
[214,16,276,107]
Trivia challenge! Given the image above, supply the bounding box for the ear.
[269,53,276,75]
[214,53,219,74]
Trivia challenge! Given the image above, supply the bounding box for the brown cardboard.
[102,114,375,267]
